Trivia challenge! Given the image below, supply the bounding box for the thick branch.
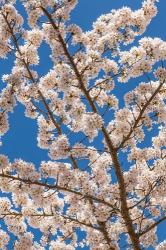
[40,8,141,249]
[88,198,115,250]
[0,172,118,211]
[98,221,116,250]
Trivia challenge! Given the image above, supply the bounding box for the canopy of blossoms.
[0,0,166,249]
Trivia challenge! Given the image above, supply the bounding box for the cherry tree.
[0,0,166,249]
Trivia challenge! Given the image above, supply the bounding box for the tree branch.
[40,7,141,249]
[139,216,166,237]
[0,172,118,211]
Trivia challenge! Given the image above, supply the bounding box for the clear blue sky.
[0,0,166,248]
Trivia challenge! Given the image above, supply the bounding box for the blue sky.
[0,0,166,248]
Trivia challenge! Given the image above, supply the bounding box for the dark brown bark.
[40,7,142,249]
